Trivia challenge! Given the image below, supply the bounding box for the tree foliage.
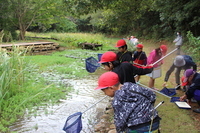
[154,0,200,36]
[64,0,200,38]
[1,0,200,41]
[0,0,71,40]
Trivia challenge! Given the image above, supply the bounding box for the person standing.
[115,39,133,63]
[163,55,197,90]
[173,32,183,55]
[180,69,200,113]
[133,44,147,82]
[130,36,139,46]
[147,45,168,90]
[94,72,161,132]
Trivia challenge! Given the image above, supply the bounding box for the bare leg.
[149,77,155,88]
[135,75,140,82]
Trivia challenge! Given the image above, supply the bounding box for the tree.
[0,0,68,40]
[154,0,200,36]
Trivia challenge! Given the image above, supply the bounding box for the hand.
[148,64,154,67]
[179,95,187,101]
[162,82,167,87]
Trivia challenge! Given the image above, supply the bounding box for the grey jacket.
[173,35,183,46]
[112,82,158,132]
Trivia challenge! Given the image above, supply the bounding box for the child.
[99,51,153,84]
[133,44,147,82]
[147,45,167,90]
[180,69,200,113]
[115,39,133,63]
[94,72,161,132]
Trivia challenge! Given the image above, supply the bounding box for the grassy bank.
[0,32,199,132]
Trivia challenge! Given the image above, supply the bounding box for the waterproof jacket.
[186,73,200,100]
[112,82,158,132]
[112,62,153,84]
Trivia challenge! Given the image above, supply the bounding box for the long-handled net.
[63,96,107,133]
[85,56,100,73]
[63,112,83,133]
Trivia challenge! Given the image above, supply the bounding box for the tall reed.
[0,46,29,112]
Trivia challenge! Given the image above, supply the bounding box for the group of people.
[93,36,199,132]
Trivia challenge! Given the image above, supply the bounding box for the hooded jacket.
[112,82,158,132]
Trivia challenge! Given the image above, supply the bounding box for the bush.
[183,31,200,65]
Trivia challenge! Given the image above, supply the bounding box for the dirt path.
[96,39,200,132]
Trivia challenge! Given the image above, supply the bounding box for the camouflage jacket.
[112,82,158,132]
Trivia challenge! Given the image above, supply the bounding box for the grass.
[139,39,199,133]
[0,32,199,132]
[0,47,72,132]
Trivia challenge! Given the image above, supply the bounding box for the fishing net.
[85,56,100,73]
[160,87,176,97]
[63,112,82,133]
[97,53,103,62]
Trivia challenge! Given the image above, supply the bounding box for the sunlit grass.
[25,31,116,50]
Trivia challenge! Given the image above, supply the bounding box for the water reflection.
[9,70,109,133]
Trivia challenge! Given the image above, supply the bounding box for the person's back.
[112,62,135,84]
[182,55,197,69]
[113,82,160,132]
[95,72,161,132]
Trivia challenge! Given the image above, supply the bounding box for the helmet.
[136,44,143,48]
[115,39,126,47]
[99,51,117,63]
[160,45,167,55]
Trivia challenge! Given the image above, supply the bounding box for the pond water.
[9,68,109,133]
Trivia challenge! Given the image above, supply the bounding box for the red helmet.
[136,44,143,48]
[99,51,117,63]
[160,45,167,55]
[115,39,126,47]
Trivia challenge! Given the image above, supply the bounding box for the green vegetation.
[1,0,200,42]
[0,47,71,132]
[183,31,200,65]
[0,32,199,132]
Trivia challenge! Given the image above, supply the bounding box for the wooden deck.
[0,41,59,52]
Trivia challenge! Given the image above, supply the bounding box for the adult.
[173,32,183,55]
[133,44,147,82]
[163,55,197,90]
[147,45,168,90]
[180,69,200,113]
[130,36,139,46]
[99,51,153,84]
[115,39,133,63]
[94,72,161,132]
